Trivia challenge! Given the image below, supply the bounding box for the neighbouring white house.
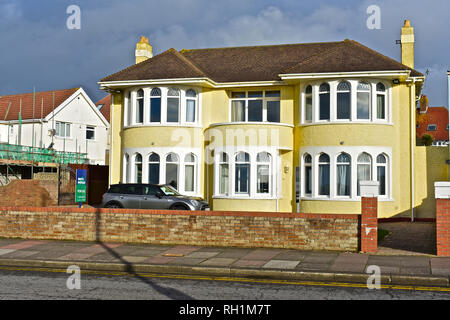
[0,87,110,165]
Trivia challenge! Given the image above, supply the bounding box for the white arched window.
[357,153,372,195]
[136,89,144,124]
[337,81,351,120]
[336,153,351,196]
[305,85,313,122]
[256,152,271,194]
[357,82,371,120]
[377,154,387,196]
[235,152,250,194]
[150,88,161,123]
[134,153,142,183]
[376,83,386,120]
[304,154,312,196]
[125,91,131,126]
[184,153,196,192]
[186,89,196,123]
[167,88,180,123]
[219,152,229,195]
[319,83,330,121]
[148,153,160,184]
[123,153,129,183]
[318,153,330,196]
[166,153,179,190]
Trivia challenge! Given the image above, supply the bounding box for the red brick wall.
[0,207,360,252]
[361,197,378,253]
[436,199,450,256]
[0,181,56,207]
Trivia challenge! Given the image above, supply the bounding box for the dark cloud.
[0,0,448,106]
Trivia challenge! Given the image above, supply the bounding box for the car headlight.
[190,200,200,207]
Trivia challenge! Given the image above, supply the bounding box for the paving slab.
[399,256,431,267]
[302,254,337,264]
[334,253,369,264]
[0,250,39,259]
[126,249,165,257]
[295,262,331,271]
[200,258,236,267]
[185,252,219,259]
[431,258,450,268]
[168,257,205,266]
[431,268,450,276]
[367,256,403,267]
[262,260,300,270]
[57,253,93,261]
[143,256,176,264]
[0,249,16,256]
[161,245,200,257]
[214,249,253,259]
[232,259,267,268]
[365,265,401,274]
[241,249,284,261]
[0,240,46,250]
[329,263,367,273]
[399,267,431,275]
[121,256,151,263]
[272,250,308,261]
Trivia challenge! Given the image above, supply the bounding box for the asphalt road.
[0,268,449,301]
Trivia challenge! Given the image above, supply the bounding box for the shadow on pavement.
[94,208,194,300]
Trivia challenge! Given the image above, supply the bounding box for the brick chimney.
[135,36,153,64]
[401,20,415,69]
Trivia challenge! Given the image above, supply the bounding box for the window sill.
[124,123,202,129]
[298,121,393,127]
[300,197,394,202]
[212,195,279,200]
[208,122,294,128]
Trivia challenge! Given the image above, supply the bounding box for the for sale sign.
[75,169,87,203]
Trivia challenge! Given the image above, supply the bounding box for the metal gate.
[58,164,76,205]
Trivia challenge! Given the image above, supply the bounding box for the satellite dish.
[48,129,56,137]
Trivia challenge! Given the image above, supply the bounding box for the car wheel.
[105,202,123,208]
[171,204,189,210]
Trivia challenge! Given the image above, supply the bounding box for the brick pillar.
[360,181,379,253]
[435,182,450,256]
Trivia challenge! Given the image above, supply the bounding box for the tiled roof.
[416,107,449,141]
[95,94,111,123]
[0,88,79,121]
[101,40,423,83]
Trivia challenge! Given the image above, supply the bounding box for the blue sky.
[0,0,448,106]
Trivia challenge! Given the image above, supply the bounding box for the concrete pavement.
[0,238,449,288]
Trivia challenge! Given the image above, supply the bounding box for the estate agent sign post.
[75,169,87,208]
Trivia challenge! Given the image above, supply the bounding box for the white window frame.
[86,126,95,141]
[55,121,71,138]
[300,146,392,201]
[229,90,281,123]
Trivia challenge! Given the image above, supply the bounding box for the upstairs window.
[305,85,313,122]
[167,88,180,123]
[337,81,351,120]
[136,89,144,124]
[150,88,161,123]
[376,83,386,120]
[185,89,197,123]
[86,126,95,140]
[319,83,330,120]
[357,82,371,120]
[230,91,281,123]
[56,121,71,138]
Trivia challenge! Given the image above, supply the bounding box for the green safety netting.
[0,143,88,164]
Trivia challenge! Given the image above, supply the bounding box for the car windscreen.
[120,185,143,195]
[159,185,181,196]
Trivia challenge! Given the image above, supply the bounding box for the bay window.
[136,89,144,124]
[148,153,160,184]
[235,152,250,194]
[304,154,312,196]
[184,153,196,192]
[376,83,386,120]
[319,83,330,120]
[377,154,387,196]
[357,82,371,120]
[305,85,313,122]
[318,153,330,196]
[256,152,271,194]
[167,88,180,123]
[185,89,197,123]
[150,88,161,123]
[166,153,179,190]
[336,153,351,196]
[357,153,372,195]
[337,81,351,120]
[219,153,229,195]
[134,153,142,183]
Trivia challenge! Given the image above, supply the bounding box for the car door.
[140,185,170,209]
[119,185,143,209]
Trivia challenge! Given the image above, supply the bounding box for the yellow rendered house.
[99,21,438,219]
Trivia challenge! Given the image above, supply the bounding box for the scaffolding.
[0,143,88,164]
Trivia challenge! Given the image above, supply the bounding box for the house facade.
[0,88,110,165]
[100,20,431,218]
